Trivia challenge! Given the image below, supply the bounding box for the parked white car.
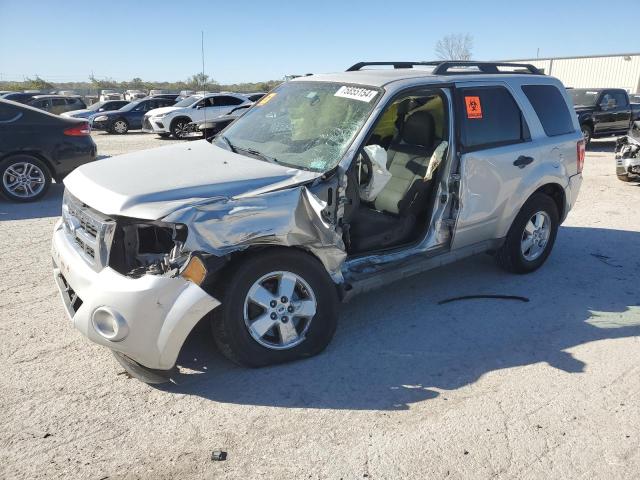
[142,93,250,138]
[99,89,123,102]
[124,90,147,101]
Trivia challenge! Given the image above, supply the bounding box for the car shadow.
[0,183,64,221]
[159,226,640,411]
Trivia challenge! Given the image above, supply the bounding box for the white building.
[503,53,640,93]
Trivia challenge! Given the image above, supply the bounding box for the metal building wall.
[504,54,640,93]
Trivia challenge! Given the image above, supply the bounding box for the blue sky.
[1,0,638,84]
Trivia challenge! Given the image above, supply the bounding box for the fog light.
[92,307,129,342]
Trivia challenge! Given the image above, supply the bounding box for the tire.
[170,118,191,139]
[111,119,129,134]
[211,248,339,367]
[581,124,592,146]
[617,174,634,183]
[111,351,175,384]
[0,155,52,202]
[495,193,559,274]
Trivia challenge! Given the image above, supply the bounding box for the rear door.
[451,82,540,249]
[610,91,631,132]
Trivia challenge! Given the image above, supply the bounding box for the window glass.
[611,92,628,108]
[52,98,66,106]
[214,96,244,107]
[459,86,528,149]
[522,84,574,137]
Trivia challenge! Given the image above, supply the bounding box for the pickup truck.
[568,88,640,144]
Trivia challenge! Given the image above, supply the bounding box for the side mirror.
[196,105,204,110]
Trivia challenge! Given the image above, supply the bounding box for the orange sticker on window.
[465,96,482,119]
[256,92,276,106]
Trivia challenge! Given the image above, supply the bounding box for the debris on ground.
[211,450,227,461]
[590,253,622,268]
[438,295,530,305]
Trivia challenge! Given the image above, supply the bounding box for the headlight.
[154,112,171,118]
[94,115,109,121]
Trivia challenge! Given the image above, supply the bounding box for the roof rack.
[346,61,542,75]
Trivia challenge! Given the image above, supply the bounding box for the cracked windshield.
[217,82,381,171]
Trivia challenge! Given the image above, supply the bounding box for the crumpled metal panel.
[163,186,347,283]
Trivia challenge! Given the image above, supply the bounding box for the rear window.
[459,86,529,150]
[522,85,574,137]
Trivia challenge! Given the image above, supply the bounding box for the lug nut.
[287,305,294,313]
[281,296,288,303]
[270,300,277,308]
[270,312,277,320]
[281,316,289,323]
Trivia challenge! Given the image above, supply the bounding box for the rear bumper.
[51,219,220,370]
[564,173,583,221]
[53,138,97,180]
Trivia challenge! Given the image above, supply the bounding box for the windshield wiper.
[218,134,236,153]
[234,146,280,164]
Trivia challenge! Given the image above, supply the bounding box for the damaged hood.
[64,140,321,219]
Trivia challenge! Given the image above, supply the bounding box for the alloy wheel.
[113,120,127,133]
[2,161,46,199]
[520,211,551,261]
[243,271,317,350]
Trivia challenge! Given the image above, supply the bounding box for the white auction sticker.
[334,86,377,102]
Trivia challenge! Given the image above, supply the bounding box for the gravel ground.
[1,134,639,479]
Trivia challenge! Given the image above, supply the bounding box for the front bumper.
[51,219,220,370]
[616,156,640,179]
[91,119,110,131]
[141,115,168,134]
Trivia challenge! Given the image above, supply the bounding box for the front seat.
[349,110,438,252]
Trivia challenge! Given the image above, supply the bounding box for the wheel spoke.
[293,299,316,318]
[248,284,277,309]
[23,163,32,177]
[6,166,21,177]
[524,220,536,235]
[278,272,297,300]
[278,320,299,344]
[534,213,544,229]
[521,236,534,253]
[251,313,277,338]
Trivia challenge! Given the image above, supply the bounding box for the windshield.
[217,82,381,171]
[569,89,600,107]
[88,101,105,111]
[174,95,201,108]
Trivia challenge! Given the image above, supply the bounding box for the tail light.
[577,139,585,173]
[64,122,91,136]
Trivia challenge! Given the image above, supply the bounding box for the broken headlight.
[108,220,189,277]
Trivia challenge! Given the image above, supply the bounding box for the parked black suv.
[569,88,640,144]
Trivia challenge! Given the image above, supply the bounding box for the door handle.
[513,155,534,168]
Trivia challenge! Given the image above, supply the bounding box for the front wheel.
[111,119,129,134]
[0,155,51,202]
[170,118,191,139]
[617,174,634,183]
[211,249,338,367]
[495,193,559,274]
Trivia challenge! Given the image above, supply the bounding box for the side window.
[522,84,574,137]
[612,92,628,108]
[459,86,529,150]
[214,96,244,107]
[600,93,614,107]
[52,98,66,106]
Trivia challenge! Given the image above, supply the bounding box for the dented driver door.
[451,82,540,249]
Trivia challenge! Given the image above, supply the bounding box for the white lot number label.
[334,86,377,102]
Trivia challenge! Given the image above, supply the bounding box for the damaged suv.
[52,61,584,382]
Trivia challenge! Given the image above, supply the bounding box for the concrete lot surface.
[1,134,639,479]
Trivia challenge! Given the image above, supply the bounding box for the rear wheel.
[211,249,338,367]
[0,155,51,202]
[111,119,129,134]
[495,193,559,273]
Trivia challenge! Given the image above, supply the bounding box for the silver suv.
[52,61,584,382]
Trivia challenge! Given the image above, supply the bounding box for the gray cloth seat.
[349,111,438,252]
[373,110,436,215]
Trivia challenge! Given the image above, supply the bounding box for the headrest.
[401,111,435,147]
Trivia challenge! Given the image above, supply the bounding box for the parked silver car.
[52,61,584,382]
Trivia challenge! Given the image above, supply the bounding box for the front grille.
[56,271,83,317]
[62,191,115,271]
